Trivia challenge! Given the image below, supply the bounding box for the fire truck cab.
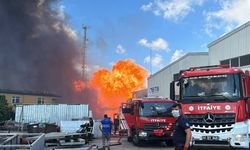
[170,65,250,149]
[120,98,176,145]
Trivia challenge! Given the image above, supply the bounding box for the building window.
[155,86,159,92]
[149,86,159,95]
[220,59,230,65]
[231,57,239,67]
[12,96,20,104]
[173,73,179,81]
[37,97,45,104]
[240,54,250,66]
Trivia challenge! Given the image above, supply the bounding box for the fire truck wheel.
[165,140,173,146]
[127,137,132,142]
[132,133,141,146]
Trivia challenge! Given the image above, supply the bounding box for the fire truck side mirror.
[170,81,175,100]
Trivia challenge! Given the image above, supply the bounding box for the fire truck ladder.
[119,110,130,137]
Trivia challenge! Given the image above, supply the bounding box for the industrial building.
[148,52,209,98]
[0,89,60,106]
[208,21,250,71]
[148,21,250,98]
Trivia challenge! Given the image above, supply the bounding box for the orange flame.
[73,59,148,117]
[90,59,148,115]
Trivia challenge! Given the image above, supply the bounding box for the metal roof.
[148,52,208,79]
[208,21,250,48]
[0,89,61,97]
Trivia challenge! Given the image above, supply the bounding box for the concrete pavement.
[89,137,174,150]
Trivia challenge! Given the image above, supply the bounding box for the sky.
[61,0,250,75]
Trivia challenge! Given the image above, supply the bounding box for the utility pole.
[81,25,88,100]
[82,25,88,81]
[150,48,152,76]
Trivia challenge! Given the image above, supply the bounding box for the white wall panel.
[15,104,89,125]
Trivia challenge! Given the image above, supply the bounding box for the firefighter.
[89,117,94,127]
[100,114,112,150]
[171,103,192,150]
[113,114,119,135]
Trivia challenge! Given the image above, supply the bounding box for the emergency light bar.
[189,64,229,71]
[176,65,230,80]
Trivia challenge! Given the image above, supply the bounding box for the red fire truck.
[120,98,175,145]
[170,65,250,149]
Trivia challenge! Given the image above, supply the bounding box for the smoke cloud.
[0,0,103,113]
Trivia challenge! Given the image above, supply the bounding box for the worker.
[172,103,192,150]
[185,80,202,96]
[89,117,94,127]
[113,114,119,135]
[100,114,112,150]
[87,117,94,140]
[108,117,113,134]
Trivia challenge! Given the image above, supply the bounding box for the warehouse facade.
[148,21,250,98]
[148,52,209,98]
[208,21,250,71]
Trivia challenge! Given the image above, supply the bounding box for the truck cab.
[170,65,250,149]
[120,98,176,145]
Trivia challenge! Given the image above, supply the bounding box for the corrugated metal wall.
[15,104,89,125]
[148,53,209,98]
[209,22,250,71]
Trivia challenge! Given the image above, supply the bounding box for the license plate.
[202,136,219,140]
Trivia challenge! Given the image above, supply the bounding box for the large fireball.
[73,59,148,117]
[90,59,148,114]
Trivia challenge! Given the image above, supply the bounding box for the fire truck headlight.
[235,134,247,142]
[165,125,171,130]
[138,131,147,137]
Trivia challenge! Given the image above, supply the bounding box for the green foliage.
[0,95,14,122]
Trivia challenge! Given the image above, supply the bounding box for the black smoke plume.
[0,0,79,96]
[0,0,104,117]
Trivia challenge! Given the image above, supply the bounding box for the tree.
[0,95,13,122]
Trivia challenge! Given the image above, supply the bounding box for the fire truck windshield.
[181,74,241,101]
[139,102,174,117]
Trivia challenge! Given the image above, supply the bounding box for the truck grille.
[143,123,166,131]
[186,114,235,133]
[186,114,235,125]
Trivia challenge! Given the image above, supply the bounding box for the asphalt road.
[89,137,174,150]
